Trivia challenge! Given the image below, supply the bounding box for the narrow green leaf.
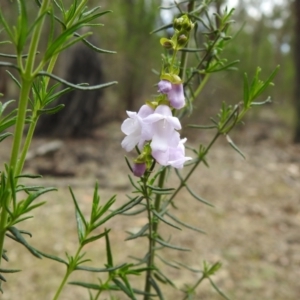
[82,229,109,246]
[179,47,206,52]
[51,32,93,58]
[90,182,100,222]
[156,254,180,269]
[166,211,206,234]
[243,72,249,106]
[150,22,173,34]
[27,10,48,36]
[16,174,42,179]
[6,227,42,258]
[252,65,280,100]
[69,281,101,290]
[149,276,164,300]
[0,8,15,43]
[0,268,21,273]
[127,175,141,191]
[208,277,232,300]
[69,187,87,229]
[38,250,68,265]
[154,269,176,287]
[23,187,56,209]
[37,104,65,116]
[75,209,85,244]
[124,156,133,172]
[74,32,116,54]
[105,229,113,267]
[119,275,136,299]
[114,196,144,215]
[111,278,132,298]
[1,250,8,262]
[147,185,174,192]
[175,261,202,273]
[147,185,174,195]
[185,185,214,207]
[0,274,6,282]
[95,196,116,221]
[226,135,246,159]
[125,223,149,241]
[75,263,126,272]
[154,237,190,251]
[152,210,181,231]
[37,71,118,90]
[120,206,146,216]
[91,196,143,230]
[0,132,12,142]
[16,0,28,53]
[251,97,272,106]
[188,124,217,129]
[44,86,73,106]
[6,71,21,89]
[0,62,20,73]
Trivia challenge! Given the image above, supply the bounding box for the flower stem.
[143,167,167,299]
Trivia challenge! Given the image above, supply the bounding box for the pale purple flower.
[133,163,146,177]
[158,80,185,109]
[152,138,192,168]
[168,83,185,109]
[121,105,154,152]
[143,105,181,153]
[157,80,172,94]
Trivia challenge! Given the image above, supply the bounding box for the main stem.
[143,168,167,300]
[0,0,50,268]
[0,80,32,267]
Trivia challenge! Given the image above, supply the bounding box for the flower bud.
[158,80,172,94]
[133,162,146,177]
[177,34,188,46]
[173,15,194,32]
[160,38,174,49]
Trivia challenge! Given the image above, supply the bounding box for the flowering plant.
[0,1,278,299]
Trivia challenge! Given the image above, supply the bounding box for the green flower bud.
[160,38,174,49]
[177,34,188,46]
[173,15,194,32]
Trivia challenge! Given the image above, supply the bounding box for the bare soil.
[0,121,300,300]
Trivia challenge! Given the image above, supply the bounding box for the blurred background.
[0,2,300,299]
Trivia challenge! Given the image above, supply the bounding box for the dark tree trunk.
[294,0,300,142]
[35,39,104,138]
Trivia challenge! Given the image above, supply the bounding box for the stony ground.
[0,121,300,300]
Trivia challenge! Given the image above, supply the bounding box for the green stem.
[0,0,50,270]
[183,274,206,300]
[52,245,83,300]
[0,79,32,266]
[52,269,72,300]
[179,0,195,80]
[15,114,38,176]
[194,73,210,98]
[143,167,167,300]
[143,196,154,300]
[8,81,32,172]
[0,198,9,266]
